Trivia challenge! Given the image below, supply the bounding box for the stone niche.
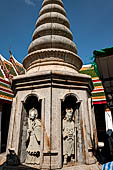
[20,95,41,164]
[6,70,99,170]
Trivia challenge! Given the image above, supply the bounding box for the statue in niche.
[63,108,75,165]
[25,107,41,165]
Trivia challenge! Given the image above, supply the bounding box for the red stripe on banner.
[92,89,104,92]
[0,87,13,94]
[93,101,107,104]
[93,79,101,83]
[0,77,11,85]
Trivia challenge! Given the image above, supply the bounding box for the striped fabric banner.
[80,64,107,104]
[102,162,113,170]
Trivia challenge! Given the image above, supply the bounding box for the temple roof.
[93,47,113,57]
[80,64,107,105]
[0,53,25,103]
[93,47,113,106]
[9,53,25,75]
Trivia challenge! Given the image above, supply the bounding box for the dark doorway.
[94,104,106,142]
[1,102,11,153]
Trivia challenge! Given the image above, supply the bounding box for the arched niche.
[19,94,41,164]
[61,94,78,119]
[24,94,41,119]
[61,93,82,165]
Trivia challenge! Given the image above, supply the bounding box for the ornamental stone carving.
[63,108,75,165]
[25,107,41,165]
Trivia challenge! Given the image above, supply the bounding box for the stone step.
[0,152,6,166]
[3,165,39,170]
[3,163,101,170]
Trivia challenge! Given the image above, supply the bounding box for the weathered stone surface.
[42,0,64,8]
[40,4,66,17]
[63,108,75,165]
[62,164,101,170]
[4,165,39,170]
[6,70,98,169]
[32,23,73,41]
[6,0,99,169]
[23,0,82,73]
[4,163,101,170]
[25,108,41,165]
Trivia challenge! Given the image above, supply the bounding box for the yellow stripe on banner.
[0,94,13,100]
[92,77,99,80]
[94,86,103,89]
[92,96,106,99]
[80,67,93,71]
[0,85,12,92]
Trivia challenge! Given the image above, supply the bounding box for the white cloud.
[25,0,35,6]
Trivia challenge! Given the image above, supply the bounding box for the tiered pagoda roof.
[0,53,25,103]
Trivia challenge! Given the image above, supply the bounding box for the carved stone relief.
[25,107,41,165]
[63,108,75,165]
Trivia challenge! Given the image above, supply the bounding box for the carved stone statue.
[25,107,41,165]
[63,108,75,165]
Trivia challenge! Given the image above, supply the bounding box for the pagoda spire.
[23,0,82,73]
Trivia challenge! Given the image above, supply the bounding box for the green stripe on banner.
[0,91,13,98]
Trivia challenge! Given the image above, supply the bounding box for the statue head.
[65,108,73,121]
[29,107,38,120]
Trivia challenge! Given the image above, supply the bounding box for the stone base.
[62,163,101,170]
[3,163,101,170]
[3,165,39,170]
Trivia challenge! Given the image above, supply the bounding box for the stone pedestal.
[4,165,38,170]
[6,70,99,170]
[4,164,101,170]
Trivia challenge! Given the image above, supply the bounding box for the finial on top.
[9,48,12,55]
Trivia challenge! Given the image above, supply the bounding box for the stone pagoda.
[6,0,100,169]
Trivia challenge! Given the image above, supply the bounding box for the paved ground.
[0,153,6,170]
[0,153,6,165]
[2,164,102,170]
[62,163,102,170]
[0,153,101,170]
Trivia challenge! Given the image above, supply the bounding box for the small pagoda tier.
[23,0,82,74]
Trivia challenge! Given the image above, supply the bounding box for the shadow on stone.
[0,163,40,170]
[0,149,39,170]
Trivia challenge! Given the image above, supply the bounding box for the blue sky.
[0,0,113,64]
